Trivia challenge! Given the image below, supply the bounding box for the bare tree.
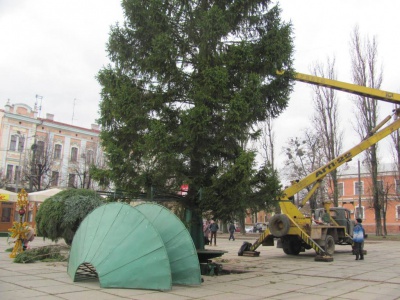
[257,115,275,169]
[390,106,400,208]
[350,26,383,235]
[22,134,56,191]
[310,57,343,207]
[391,128,400,173]
[380,180,391,237]
[0,168,6,188]
[365,176,394,237]
[282,129,325,211]
[69,144,105,190]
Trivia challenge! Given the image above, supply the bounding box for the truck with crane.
[238,72,400,261]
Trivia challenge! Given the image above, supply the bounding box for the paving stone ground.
[1,234,400,300]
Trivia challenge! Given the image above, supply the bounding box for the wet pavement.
[1,233,400,299]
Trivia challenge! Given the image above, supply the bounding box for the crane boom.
[294,72,400,104]
[282,111,400,200]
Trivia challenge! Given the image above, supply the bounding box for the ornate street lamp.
[8,189,29,258]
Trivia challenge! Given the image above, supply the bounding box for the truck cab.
[314,207,355,245]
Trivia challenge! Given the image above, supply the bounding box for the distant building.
[245,162,400,235]
[0,100,104,192]
[332,162,400,234]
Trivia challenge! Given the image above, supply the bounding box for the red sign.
[178,184,188,196]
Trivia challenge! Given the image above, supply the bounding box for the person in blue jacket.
[353,218,365,260]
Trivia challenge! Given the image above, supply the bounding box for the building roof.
[338,162,398,177]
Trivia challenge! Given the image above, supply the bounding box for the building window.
[355,206,365,219]
[10,135,17,151]
[14,211,25,222]
[36,141,45,158]
[396,180,400,194]
[19,136,25,152]
[68,174,76,188]
[376,180,384,192]
[54,144,62,159]
[6,165,13,181]
[70,147,78,162]
[87,150,94,164]
[337,182,344,197]
[354,181,364,195]
[14,166,21,182]
[27,210,33,222]
[10,134,25,152]
[51,171,59,186]
[1,205,12,222]
[396,205,400,220]
[377,180,383,189]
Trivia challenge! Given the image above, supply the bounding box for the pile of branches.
[13,245,69,263]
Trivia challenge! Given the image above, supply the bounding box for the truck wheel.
[282,236,302,255]
[323,235,335,256]
[269,214,290,237]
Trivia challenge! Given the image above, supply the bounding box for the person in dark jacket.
[228,223,236,241]
[209,220,219,246]
[353,218,365,260]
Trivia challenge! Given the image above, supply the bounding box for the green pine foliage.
[97,1,294,225]
[35,189,105,245]
[13,245,67,263]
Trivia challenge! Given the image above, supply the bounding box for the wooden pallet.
[242,251,260,257]
[314,255,334,262]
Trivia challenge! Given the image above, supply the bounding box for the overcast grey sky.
[1,0,399,175]
[274,0,400,173]
[0,0,123,126]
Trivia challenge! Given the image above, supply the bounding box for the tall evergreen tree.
[97,0,294,247]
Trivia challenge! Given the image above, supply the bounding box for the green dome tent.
[67,202,201,291]
[135,203,201,285]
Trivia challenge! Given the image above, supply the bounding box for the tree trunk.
[371,146,382,235]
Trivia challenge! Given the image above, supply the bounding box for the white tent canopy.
[28,188,63,202]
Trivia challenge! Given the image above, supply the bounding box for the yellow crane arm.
[295,72,400,105]
[282,111,400,200]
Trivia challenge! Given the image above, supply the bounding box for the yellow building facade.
[0,101,103,191]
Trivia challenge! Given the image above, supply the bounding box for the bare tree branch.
[310,57,343,206]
